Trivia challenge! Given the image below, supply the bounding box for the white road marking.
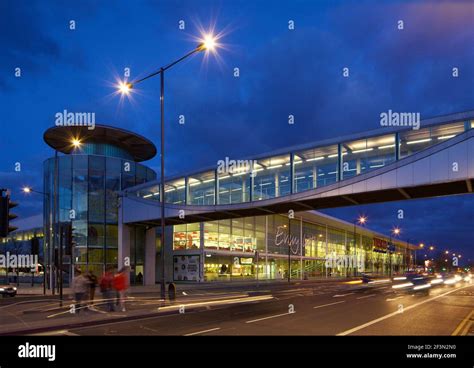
[246,312,294,324]
[337,284,471,336]
[356,294,376,300]
[386,296,404,302]
[333,293,354,298]
[185,327,221,336]
[314,301,346,309]
[30,329,78,336]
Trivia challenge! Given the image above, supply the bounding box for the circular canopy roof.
[43,125,157,162]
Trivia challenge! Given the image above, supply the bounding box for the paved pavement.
[1,278,472,336]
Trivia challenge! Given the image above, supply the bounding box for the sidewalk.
[14,276,355,296]
[0,278,358,335]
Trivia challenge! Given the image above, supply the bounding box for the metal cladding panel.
[336,184,354,196]
[352,180,367,194]
[448,140,468,180]
[413,157,431,186]
[122,197,159,223]
[366,175,382,192]
[380,170,397,190]
[396,164,414,187]
[429,149,449,183]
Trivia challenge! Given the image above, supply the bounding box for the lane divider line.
[314,301,346,309]
[185,327,221,336]
[246,312,294,324]
[452,310,474,336]
[356,294,376,300]
[337,284,472,336]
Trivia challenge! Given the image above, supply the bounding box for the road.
[20,280,473,336]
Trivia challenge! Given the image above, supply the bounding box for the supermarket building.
[39,110,474,286]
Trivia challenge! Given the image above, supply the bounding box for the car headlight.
[0,288,4,292]
[13,287,17,291]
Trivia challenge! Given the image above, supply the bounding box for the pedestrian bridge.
[121,111,474,226]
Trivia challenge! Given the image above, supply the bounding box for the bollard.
[168,282,176,301]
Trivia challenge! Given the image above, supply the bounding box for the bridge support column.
[118,222,130,272]
[144,227,156,285]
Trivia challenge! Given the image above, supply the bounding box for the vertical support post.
[337,143,343,181]
[395,132,400,161]
[144,227,156,285]
[160,68,166,299]
[214,169,219,205]
[200,222,205,282]
[265,215,268,280]
[299,216,303,280]
[290,153,294,194]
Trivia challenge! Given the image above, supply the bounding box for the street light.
[116,32,219,299]
[388,227,401,278]
[352,215,367,277]
[22,187,50,296]
[71,138,82,148]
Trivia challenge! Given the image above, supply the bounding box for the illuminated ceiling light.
[266,164,283,170]
[306,156,325,162]
[437,135,456,140]
[352,148,374,154]
[378,144,396,149]
[406,138,432,145]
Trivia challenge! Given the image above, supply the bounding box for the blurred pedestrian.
[100,268,115,312]
[113,267,129,312]
[86,271,98,308]
[72,268,89,314]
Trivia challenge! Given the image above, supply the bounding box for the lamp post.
[22,187,50,296]
[353,216,367,277]
[389,227,400,278]
[117,35,218,299]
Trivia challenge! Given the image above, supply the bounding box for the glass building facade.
[43,148,156,284]
[131,119,472,204]
[169,213,413,283]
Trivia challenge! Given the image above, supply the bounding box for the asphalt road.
[36,280,474,336]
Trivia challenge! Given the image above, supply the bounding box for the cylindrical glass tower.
[43,125,156,285]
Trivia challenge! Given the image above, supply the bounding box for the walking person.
[113,267,129,312]
[72,268,89,314]
[86,271,98,309]
[99,268,115,312]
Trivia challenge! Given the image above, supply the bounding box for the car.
[0,285,17,297]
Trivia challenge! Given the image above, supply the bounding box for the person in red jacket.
[113,267,129,312]
[99,268,115,312]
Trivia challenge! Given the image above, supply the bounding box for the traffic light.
[0,190,18,237]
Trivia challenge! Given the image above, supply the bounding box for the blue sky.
[1,0,473,262]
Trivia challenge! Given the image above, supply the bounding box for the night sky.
[1,0,473,263]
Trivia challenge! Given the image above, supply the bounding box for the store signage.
[275,226,300,255]
[274,226,323,255]
[373,238,388,250]
[240,257,253,265]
